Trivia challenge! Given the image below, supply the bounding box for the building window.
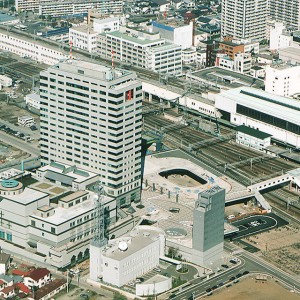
[51,227,55,234]
[6,233,12,241]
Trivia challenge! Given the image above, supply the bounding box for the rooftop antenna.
[92,182,107,247]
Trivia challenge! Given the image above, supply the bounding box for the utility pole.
[93,182,107,247]
[66,270,69,293]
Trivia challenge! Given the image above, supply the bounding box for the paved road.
[0,130,40,157]
[225,242,300,291]
[160,242,300,300]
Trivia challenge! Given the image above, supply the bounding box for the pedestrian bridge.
[248,168,300,192]
[225,190,271,212]
[225,168,300,213]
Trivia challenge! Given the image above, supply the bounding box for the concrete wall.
[136,277,172,296]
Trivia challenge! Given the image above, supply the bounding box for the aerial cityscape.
[0,0,299,299]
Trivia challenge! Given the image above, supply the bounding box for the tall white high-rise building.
[269,0,300,30]
[221,0,267,41]
[39,60,142,206]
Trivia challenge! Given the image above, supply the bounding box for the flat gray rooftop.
[190,67,264,90]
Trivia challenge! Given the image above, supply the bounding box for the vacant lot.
[243,224,300,275]
[208,277,300,300]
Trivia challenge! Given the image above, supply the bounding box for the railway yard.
[0,54,46,79]
[143,100,300,220]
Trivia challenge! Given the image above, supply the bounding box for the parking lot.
[229,214,288,240]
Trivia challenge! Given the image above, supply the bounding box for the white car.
[227,215,235,220]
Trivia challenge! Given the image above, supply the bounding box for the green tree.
[113,292,127,300]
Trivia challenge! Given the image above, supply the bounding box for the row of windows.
[237,104,300,134]
[0,231,12,241]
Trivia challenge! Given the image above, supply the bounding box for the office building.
[192,186,225,266]
[269,0,300,30]
[0,174,116,268]
[39,60,142,206]
[69,26,98,53]
[152,21,194,50]
[265,64,300,97]
[216,52,252,74]
[221,0,267,41]
[90,226,166,288]
[98,31,182,75]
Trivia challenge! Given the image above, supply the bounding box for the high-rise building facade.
[192,186,225,266]
[269,0,300,30]
[221,0,267,41]
[40,60,142,206]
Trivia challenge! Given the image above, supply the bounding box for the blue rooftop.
[152,21,174,32]
[0,13,18,24]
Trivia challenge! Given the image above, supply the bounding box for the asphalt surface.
[0,130,40,157]
[229,214,288,240]
[160,242,300,300]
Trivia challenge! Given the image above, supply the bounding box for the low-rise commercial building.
[69,25,98,53]
[265,64,300,97]
[236,125,272,151]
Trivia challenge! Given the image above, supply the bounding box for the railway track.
[143,114,300,187]
[264,189,300,220]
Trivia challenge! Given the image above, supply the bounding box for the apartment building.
[15,0,44,12]
[39,60,142,206]
[98,31,182,75]
[269,0,300,30]
[38,0,123,17]
[269,22,293,51]
[221,0,268,41]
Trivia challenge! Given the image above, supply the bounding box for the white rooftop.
[94,17,119,24]
[218,87,300,125]
[33,198,94,225]
[25,93,40,101]
[70,25,96,34]
[57,59,111,73]
[144,154,231,198]
[102,226,163,261]
[38,162,98,183]
[4,187,48,205]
